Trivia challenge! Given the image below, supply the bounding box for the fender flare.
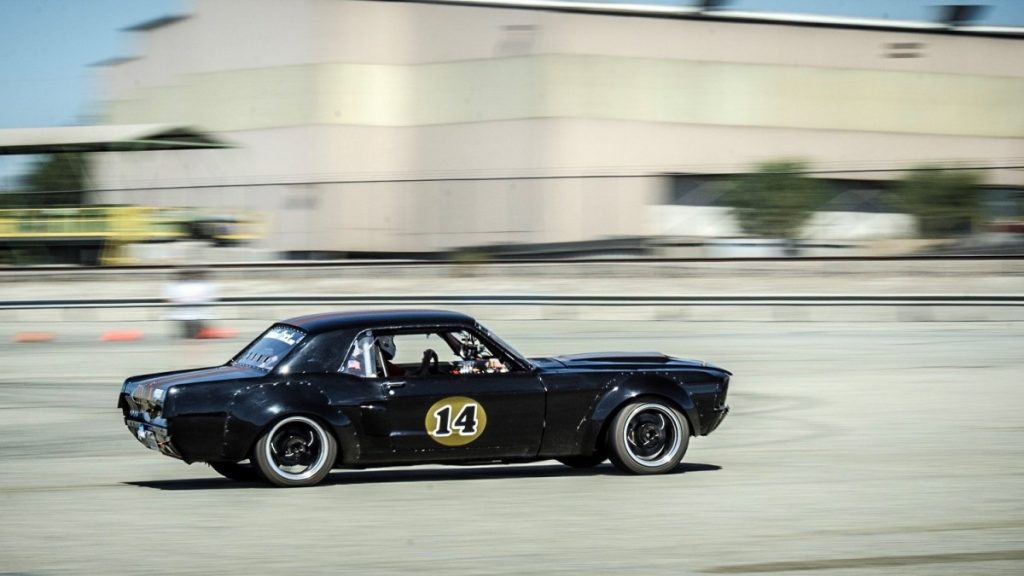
[578,374,698,456]
[220,380,357,463]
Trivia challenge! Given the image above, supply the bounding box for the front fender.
[578,375,697,455]
[220,380,356,463]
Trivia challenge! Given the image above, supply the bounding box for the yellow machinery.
[0,206,263,265]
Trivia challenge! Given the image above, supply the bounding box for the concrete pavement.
[0,320,1021,575]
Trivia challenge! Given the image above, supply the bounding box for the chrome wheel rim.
[622,403,682,467]
[264,416,330,481]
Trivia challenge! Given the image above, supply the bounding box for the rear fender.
[578,374,697,455]
[160,382,244,463]
[220,381,356,463]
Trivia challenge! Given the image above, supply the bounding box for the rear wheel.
[253,416,337,487]
[208,461,262,482]
[607,399,689,474]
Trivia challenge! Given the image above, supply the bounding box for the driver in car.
[377,335,405,377]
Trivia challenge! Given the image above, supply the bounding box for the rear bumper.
[125,417,182,459]
[702,405,729,435]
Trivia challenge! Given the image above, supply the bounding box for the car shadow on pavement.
[124,462,722,491]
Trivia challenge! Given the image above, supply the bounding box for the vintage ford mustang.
[118,309,730,487]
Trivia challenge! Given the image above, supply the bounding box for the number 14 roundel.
[425,396,488,446]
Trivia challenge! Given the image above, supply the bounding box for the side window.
[340,331,445,379]
[390,333,441,365]
[391,328,515,377]
[341,327,520,378]
[380,332,444,378]
[343,332,378,378]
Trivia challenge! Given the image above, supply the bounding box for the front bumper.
[703,404,729,435]
[125,417,182,459]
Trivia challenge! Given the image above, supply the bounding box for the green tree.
[892,167,981,238]
[726,160,825,239]
[3,153,90,207]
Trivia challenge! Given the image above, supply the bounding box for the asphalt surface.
[1,319,1022,575]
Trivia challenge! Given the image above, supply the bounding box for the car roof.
[281,309,477,334]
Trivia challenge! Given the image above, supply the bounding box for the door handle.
[384,381,406,390]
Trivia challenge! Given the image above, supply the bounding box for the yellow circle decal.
[425,396,488,446]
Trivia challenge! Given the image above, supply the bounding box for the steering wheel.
[418,348,439,375]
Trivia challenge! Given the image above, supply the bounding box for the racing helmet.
[376,335,397,361]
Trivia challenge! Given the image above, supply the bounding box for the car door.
[380,328,545,460]
[384,372,545,459]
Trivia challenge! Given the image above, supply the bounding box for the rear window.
[232,325,307,370]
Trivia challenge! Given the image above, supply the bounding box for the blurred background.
[1,0,1022,265]
[1,2,1023,575]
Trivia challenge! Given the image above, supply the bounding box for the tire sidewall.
[254,415,337,487]
[608,398,689,474]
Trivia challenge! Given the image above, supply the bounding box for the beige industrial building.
[89,0,1024,256]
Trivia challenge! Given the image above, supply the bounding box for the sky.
[0,0,180,129]
[0,0,1022,181]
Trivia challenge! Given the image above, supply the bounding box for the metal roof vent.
[696,0,731,13]
[935,4,990,27]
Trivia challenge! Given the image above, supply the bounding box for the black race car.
[119,310,730,487]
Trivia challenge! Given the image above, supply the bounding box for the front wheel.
[607,399,689,474]
[253,416,337,487]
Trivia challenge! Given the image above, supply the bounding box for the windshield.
[477,323,530,368]
[232,324,307,370]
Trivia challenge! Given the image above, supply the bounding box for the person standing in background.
[163,268,217,338]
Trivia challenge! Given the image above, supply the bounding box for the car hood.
[531,352,730,374]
